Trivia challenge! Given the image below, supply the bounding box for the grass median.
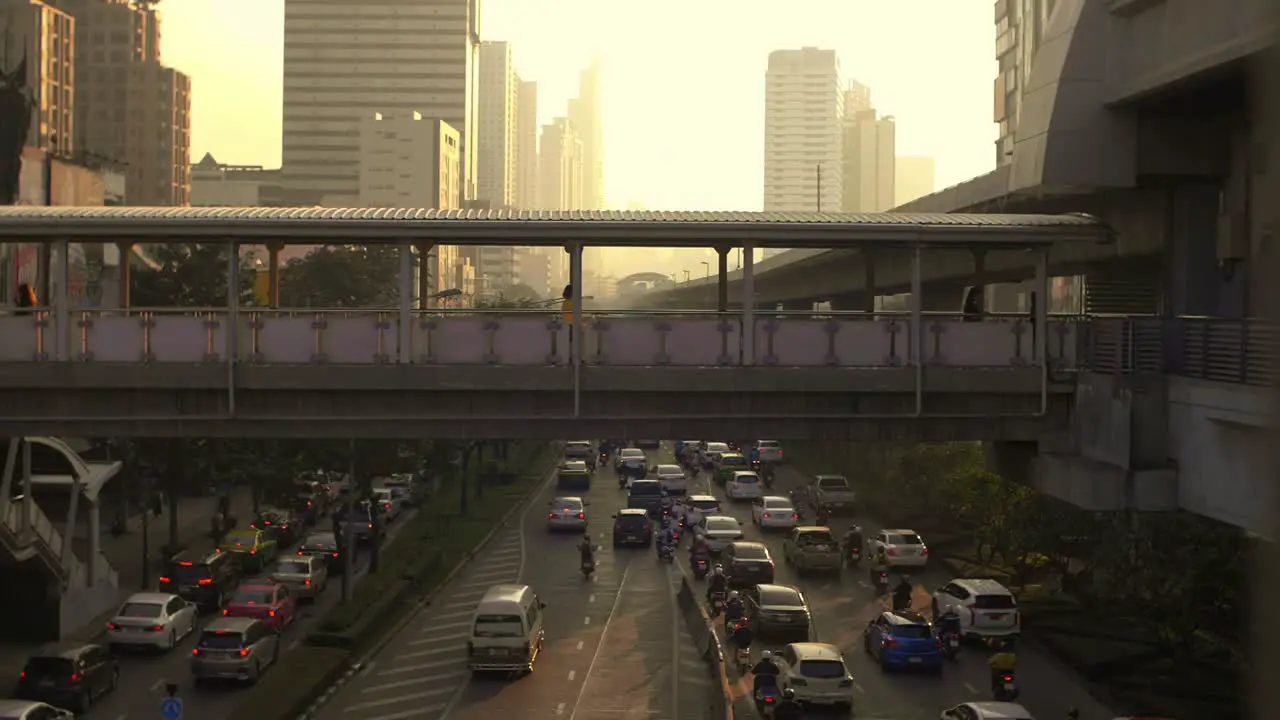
[229,442,559,718]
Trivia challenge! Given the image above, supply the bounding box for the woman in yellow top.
[560,284,575,324]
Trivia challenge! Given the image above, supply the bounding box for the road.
[81,509,413,720]
[662,444,1117,720]
[314,460,715,720]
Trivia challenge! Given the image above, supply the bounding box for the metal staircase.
[0,499,117,591]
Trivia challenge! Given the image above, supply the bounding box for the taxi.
[714,453,749,485]
[218,528,278,573]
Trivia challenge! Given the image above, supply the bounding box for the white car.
[775,642,855,711]
[564,440,593,458]
[932,579,1020,639]
[616,447,646,475]
[372,487,405,522]
[940,701,1035,720]
[871,528,929,568]
[0,701,75,720]
[725,470,763,500]
[755,440,784,463]
[699,442,730,467]
[694,515,744,552]
[547,496,588,531]
[682,494,721,517]
[106,592,199,651]
[655,464,687,494]
[751,495,799,529]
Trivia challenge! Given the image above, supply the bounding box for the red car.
[222,582,296,629]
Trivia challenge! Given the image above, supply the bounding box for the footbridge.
[0,207,1106,439]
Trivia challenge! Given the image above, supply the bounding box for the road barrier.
[676,576,734,720]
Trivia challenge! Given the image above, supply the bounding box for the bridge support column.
[20,440,31,533]
[266,242,283,307]
[742,243,755,364]
[416,243,433,308]
[61,474,80,567]
[398,242,413,364]
[567,243,583,416]
[716,247,729,311]
[863,249,876,313]
[969,250,987,315]
[116,242,132,308]
[911,246,923,414]
[226,242,239,388]
[52,239,69,361]
[87,499,99,586]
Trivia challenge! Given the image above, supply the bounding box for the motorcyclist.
[935,607,961,636]
[577,534,594,567]
[658,523,676,552]
[893,574,914,611]
[815,505,831,526]
[750,649,781,696]
[773,688,803,719]
[689,539,711,571]
[988,638,1018,691]
[843,525,864,562]
[706,564,729,604]
[723,590,745,623]
[870,547,889,584]
[729,616,753,649]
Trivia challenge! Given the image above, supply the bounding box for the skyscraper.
[763,47,843,214]
[841,82,895,212]
[894,156,936,207]
[537,117,582,211]
[567,57,603,210]
[515,79,539,209]
[995,0,1059,165]
[0,0,74,155]
[281,0,480,206]
[478,41,517,209]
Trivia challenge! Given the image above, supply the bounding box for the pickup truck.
[809,474,857,513]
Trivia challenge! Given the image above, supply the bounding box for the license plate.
[988,613,1005,620]
[1003,682,1014,691]
[38,679,54,687]
[180,585,195,592]
[746,566,759,572]
[814,545,829,552]
[626,535,637,541]
[489,649,504,656]
[909,657,922,664]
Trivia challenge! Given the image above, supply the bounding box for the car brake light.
[304,578,311,586]
[191,648,200,656]
[198,578,213,585]
[792,512,799,520]
[548,513,556,519]
[332,552,340,557]
[384,503,391,509]
[934,637,943,650]
[269,609,276,617]
[762,513,770,519]
[222,609,229,616]
[158,576,171,584]
[884,637,897,648]
[239,648,250,657]
[18,671,24,679]
[107,623,119,630]
[70,673,80,683]
[1002,674,1013,682]
[150,625,164,632]
[577,513,585,520]
[887,548,898,556]
[921,547,929,556]
[297,551,304,555]
[250,549,257,554]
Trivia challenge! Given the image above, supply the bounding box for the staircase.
[0,500,118,591]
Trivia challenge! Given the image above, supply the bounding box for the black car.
[251,508,299,546]
[160,548,239,611]
[612,509,654,547]
[15,643,118,713]
[744,584,811,641]
[724,541,775,587]
[627,480,664,517]
[298,531,346,575]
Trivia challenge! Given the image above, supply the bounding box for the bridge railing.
[0,308,1082,369]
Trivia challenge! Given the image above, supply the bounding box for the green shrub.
[230,645,351,719]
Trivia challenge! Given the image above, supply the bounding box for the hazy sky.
[163,0,996,211]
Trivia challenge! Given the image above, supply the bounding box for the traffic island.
[674,577,738,720]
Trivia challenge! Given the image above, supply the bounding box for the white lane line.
[148,679,165,691]
[379,658,462,675]
[556,702,566,715]
[576,640,584,650]
[362,672,466,694]
[460,578,509,588]
[115,715,127,720]
[443,600,479,609]
[583,616,591,625]
[430,610,475,620]
[588,593,595,602]
[568,670,576,681]
[567,562,631,720]
[468,561,520,574]
[362,706,447,720]
[418,621,472,633]
[360,660,378,676]
[964,682,979,694]
[287,638,301,651]
[667,564,680,714]
[344,688,456,712]
[397,644,466,659]
[409,632,470,646]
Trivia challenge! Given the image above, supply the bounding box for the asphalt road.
[314,459,715,720]
[661,443,1118,720]
[80,508,414,720]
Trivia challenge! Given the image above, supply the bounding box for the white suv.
[932,578,1019,639]
[775,642,854,712]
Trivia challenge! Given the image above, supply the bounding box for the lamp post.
[700,261,710,305]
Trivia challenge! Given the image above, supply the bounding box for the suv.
[783,526,841,573]
[160,548,239,611]
[611,509,654,547]
[932,579,1020,639]
[14,643,118,713]
[191,617,281,685]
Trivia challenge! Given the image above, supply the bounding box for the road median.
[675,575,736,720]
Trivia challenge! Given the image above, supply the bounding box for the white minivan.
[467,584,546,674]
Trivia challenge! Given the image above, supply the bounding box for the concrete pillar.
[88,500,99,587]
[226,242,240,375]
[62,475,81,567]
[970,250,987,313]
[0,438,16,508]
[716,247,729,312]
[398,243,413,363]
[266,242,283,307]
[863,249,877,313]
[416,242,434,308]
[116,242,133,309]
[52,239,69,361]
[741,244,755,365]
[567,243,583,416]
[20,440,31,532]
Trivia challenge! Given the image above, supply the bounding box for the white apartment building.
[763,47,843,214]
[478,41,517,208]
[358,112,459,209]
[515,79,539,210]
[538,117,583,211]
[281,0,480,206]
[995,0,1060,165]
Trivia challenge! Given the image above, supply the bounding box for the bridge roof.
[0,207,1110,248]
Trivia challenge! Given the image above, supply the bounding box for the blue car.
[863,610,943,672]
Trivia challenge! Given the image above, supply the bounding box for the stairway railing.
[0,500,79,585]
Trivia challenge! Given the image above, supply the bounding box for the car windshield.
[721,455,746,466]
[891,624,933,639]
[690,499,719,511]
[733,474,759,483]
[276,561,310,574]
[759,441,780,448]
[554,500,583,512]
[304,533,336,547]
[889,533,923,545]
[257,512,283,524]
[763,498,792,510]
[171,564,212,583]
[757,588,802,607]
[118,602,163,618]
[799,531,837,546]
[817,477,849,489]
[616,515,647,530]
[472,614,524,638]
[225,530,257,545]
[232,590,274,605]
[707,443,729,452]
[656,465,682,475]
[373,489,391,498]
[562,461,587,471]
[799,659,846,679]
[734,545,768,560]
[620,449,643,458]
[198,631,245,650]
[567,442,590,449]
[23,657,73,677]
[975,594,1017,610]
[630,482,661,495]
[705,517,739,532]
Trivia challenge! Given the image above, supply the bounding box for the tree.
[278,245,401,308]
[493,283,541,302]
[474,293,542,310]
[131,243,254,307]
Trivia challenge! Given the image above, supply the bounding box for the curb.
[294,444,562,720]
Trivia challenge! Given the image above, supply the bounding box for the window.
[799,659,846,678]
[118,602,163,618]
[473,614,524,638]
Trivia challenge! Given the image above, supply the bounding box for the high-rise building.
[763,47,843,214]
[841,89,896,213]
[515,79,539,209]
[478,41,517,208]
[537,117,582,211]
[0,0,74,154]
[995,0,1059,166]
[567,58,603,209]
[894,156,935,207]
[190,153,283,207]
[358,112,460,209]
[282,0,480,206]
[514,247,551,299]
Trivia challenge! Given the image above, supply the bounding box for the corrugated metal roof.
[0,206,1111,247]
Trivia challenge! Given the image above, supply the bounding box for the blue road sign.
[160,696,183,720]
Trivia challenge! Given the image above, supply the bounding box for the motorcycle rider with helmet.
[893,574,914,611]
[723,590,745,623]
[843,524,864,564]
[706,564,729,606]
[870,547,889,585]
[750,650,782,697]
[577,534,594,568]
[988,637,1018,693]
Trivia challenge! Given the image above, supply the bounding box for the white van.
[467,584,546,674]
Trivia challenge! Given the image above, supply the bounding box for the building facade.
[358,112,460,210]
[477,41,517,208]
[567,58,603,210]
[894,155,935,207]
[841,105,895,212]
[537,117,582,211]
[0,0,74,154]
[281,0,480,206]
[994,0,1059,165]
[515,79,538,209]
[514,247,550,299]
[763,47,843,214]
[190,153,284,207]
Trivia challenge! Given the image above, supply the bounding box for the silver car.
[269,555,328,602]
[191,617,280,685]
[0,700,75,720]
[547,496,589,531]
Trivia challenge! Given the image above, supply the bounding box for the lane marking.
[409,632,470,646]
[287,638,301,651]
[964,682,979,694]
[362,706,447,720]
[343,687,455,712]
[556,702,566,715]
[115,715,127,720]
[583,616,591,625]
[460,578,510,588]
[360,660,378,676]
[418,621,471,633]
[576,640,584,650]
[148,679,165,691]
[443,600,479,609]
[568,670,576,681]
[853,681,865,693]
[379,658,462,675]
[667,563,680,714]
[588,594,595,603]
[430,610,475,621]
[361,672,466,694]
[567,561,631,720]
[396,644,466,659]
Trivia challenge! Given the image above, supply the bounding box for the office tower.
[763,47,843,214]
[0,0,74,154]
[358,112,460,209]
[538,117,583,211]
[282,0,480,206]
[995,0,1059,165]
[478,41,517,208]
[515,247,551,298]
[65,0,188,205]
[894,156,936,207]
[515,79,539,209]
[567,57,603,209]
[841,85,896,213]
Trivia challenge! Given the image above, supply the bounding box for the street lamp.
[700,261,711,305]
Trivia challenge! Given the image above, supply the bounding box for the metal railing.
[1083,314,1274,387]
[0,499,72,583]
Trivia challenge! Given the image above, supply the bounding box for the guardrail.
[1084,315,1274,386]
[675,576,733,720]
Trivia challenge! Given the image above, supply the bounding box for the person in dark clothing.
[14,283,34,315]
[962,286,982,322]
[893,575,914,611]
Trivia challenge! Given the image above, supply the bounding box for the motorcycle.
[873,570,889,594]
[735,646,752,675]
[993,672,1019,700]
[754,683,780,716]
[657,544,675,563]
[692,556,709,579]
[581,558,595,579]
[709,591,726,617]
[844,543,862,566]
[942,631,961,659]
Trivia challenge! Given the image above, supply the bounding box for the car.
[626,479,664,516]
[693,515,744,553]
[679,494,721,525]
[698,441,731,468]
[751,495,799,529]
[752,440,784,463]
[932,579,1020,639]
[560,460,590,473]
[372,486,405,522]
[557,465,592,491]
[615,447,647,478]
[337,500,382,545]
[564,440,593,458]
[297,531,345,575]
[654,464,688,494]
[612,508,654,547]
[191,617,281,685]
[863,610,943,672]
[223,583,297,629]
[871,529,929,568]
[160,548,240,611]
[810,474,857,512]
[547,496,589,531]
[783,526,842,572]
[250,507,299,547]
[744,584,810,640]
[774,642,855,711]
[725,470,763,500]
[0,700,76,720]
[383,473,429,506]
[14,643,118,713]
[217,528,279,572]
[269,554,329,602]
[713,452,749,484]
[106,593,199,652]
[939,701,1035,719]
[723,541,774,587]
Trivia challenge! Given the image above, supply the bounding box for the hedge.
[229,645,351,719]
